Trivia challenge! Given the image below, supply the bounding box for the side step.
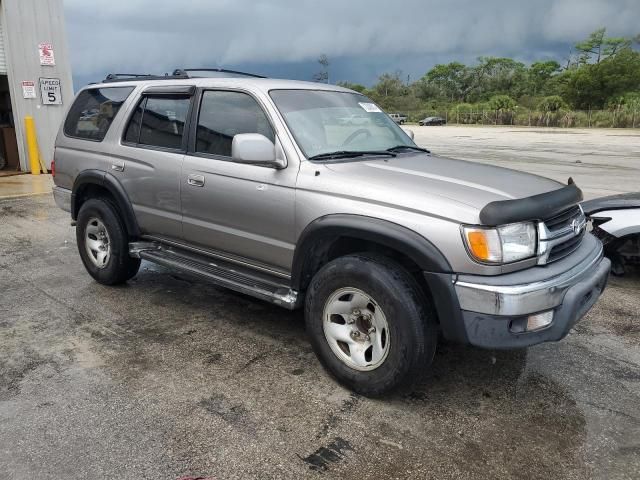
[129,242,300,310]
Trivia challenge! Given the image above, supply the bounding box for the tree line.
[334,28,640,127]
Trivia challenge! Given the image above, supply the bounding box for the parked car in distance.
[419,116,446,126]
[52,70,610,396]
[389,113,407,124]
[583,192,640,275]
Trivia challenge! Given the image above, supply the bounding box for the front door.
[180,89,297,272]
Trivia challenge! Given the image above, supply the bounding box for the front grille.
[547,230,585,262]
[545,205,582,232]
[541,205,586,264]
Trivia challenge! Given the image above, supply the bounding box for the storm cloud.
[64,0,640,86]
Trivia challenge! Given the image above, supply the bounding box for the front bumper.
[455,234,606,317]
[459,257,609,348]
[425,234,611,349]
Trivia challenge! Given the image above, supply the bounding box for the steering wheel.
[342,128,372,146]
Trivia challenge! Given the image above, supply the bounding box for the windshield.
[269,90,415,159]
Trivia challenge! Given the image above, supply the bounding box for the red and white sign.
[38,42,55,66]
[21,81,37,99]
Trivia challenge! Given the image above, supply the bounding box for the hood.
[318,153,564,224]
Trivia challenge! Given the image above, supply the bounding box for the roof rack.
[102,68,266,83]
[102,72,188,83]
[172,68,266,79]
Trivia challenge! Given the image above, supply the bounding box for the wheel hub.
[322,287,390,371]
[84,217,111,269]
[354,312,373,335]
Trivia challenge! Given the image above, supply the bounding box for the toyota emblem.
[571,219,582,235]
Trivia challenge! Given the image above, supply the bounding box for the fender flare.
[71,169,141,237]
[594,208,640,238]
[290,214,452,291]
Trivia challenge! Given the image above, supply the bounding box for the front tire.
[305,254,437,396]
[76,198,140,285]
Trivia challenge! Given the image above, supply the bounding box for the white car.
[583,192,640,275]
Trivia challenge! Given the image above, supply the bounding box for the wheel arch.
[71,169,141,237]
[291,214,452,292]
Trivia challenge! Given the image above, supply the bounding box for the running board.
[129,242,300,310]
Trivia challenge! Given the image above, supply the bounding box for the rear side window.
[64,87,134,141]
[123,96,191,150]
[196,90,274,157]
[123,99,143,144]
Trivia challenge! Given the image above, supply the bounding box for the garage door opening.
[0,9,18,175]
[0,74,19,173]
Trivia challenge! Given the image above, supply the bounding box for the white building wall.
[1,0,74,170]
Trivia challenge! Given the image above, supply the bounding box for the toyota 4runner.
[52,69,610,395]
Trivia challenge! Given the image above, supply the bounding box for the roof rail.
[173,68,267,79]
[106,73,154,79]
[103,72,189,83]
[101,68,266,84]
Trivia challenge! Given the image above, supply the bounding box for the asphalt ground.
[1,127,639,479]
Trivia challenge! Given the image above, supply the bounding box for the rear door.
[180,88,297,272]
[117,86,194,240]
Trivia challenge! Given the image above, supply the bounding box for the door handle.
[111,162,125,172]
[187,174,205,187]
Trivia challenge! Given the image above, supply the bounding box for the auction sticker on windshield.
[359,102,381,113]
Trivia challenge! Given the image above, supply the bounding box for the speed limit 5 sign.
[39,77,63,105]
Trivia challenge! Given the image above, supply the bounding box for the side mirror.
[232,133,284,168]
[402,128,415,140]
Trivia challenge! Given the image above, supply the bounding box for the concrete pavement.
[413,125,640,199]
[1,129,639,479]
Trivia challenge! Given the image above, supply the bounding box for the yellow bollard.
[24,116,41,175]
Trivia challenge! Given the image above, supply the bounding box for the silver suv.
[389,113,406,124]
[52,70,610,395]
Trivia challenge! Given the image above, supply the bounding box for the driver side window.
[196,90,275,157]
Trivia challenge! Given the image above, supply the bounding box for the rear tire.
[76,198,140,285]
[305,253,438,396]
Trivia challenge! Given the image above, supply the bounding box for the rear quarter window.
[64,87,134,141]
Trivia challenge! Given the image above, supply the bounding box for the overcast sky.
[64,0,640,89]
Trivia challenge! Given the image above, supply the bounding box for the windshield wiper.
[386,145,431,153]
[309,150,397,161]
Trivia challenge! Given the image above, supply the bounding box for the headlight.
[462,222,537,264]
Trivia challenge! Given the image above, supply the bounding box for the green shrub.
[538,96,568,112]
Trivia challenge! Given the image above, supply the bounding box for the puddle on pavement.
[343,345,591,478]
[0,175,53,197]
